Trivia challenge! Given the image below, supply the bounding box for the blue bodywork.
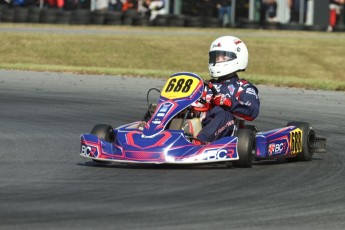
[80,72,303,164]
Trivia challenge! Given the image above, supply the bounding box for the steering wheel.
[193,80,219,112]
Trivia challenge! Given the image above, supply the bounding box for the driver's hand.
[212,94,232,107]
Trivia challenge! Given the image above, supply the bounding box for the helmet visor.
[209,51,237,66]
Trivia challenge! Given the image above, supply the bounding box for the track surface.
[0,70,344,229]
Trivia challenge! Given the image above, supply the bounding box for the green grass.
[1,24,345,91]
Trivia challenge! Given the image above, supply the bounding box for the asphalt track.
[0,70,345,230]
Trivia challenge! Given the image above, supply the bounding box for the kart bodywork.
[80,72,326,167]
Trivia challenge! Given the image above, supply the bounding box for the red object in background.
[329,9,337,27]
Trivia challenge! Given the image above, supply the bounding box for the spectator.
[109,0,123,11]
[217,0,231,27]
[327,0,345,32]
[12,0,26,6]
[94,0,109,11]
[259,0,278,25]
[140,0,150,17]
[287,0,307,23]
[121,0,138,11]
[143,0,165,21]
[45,0,64,9]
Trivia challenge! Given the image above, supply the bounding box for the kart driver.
[196,36,260,143]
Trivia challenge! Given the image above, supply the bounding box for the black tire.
[55,11,72,24]
[168,14,186,27]
[152,14,169,26]
[122,17,134,25]
[263,22,280,30]
[27,13,40,23]
[186,16,204,27]
[1,8,14,22]
[13,7,29,23]
[70,9,91,25]
[233,129,255,168]
[91,124,115,142]
[240,21,260,29]
[91,11,105,25]
[28,6,41,14]
[27,7,41,23]
[39,8,58,23]
[279,23,305,31]
[203,17,221,28]
[134,15,150,26]
[104,11,122,25]
[123,9,137,17]
[286,121,316,161]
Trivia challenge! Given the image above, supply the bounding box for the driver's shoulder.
[237,78,258,92]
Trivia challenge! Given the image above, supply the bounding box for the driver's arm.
[228,86,260,121]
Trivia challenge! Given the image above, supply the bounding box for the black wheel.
[91,124,115,142]
[233,129,255,168]
[286,121,316,161]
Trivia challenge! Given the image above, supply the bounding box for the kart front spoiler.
[80,130,240,164]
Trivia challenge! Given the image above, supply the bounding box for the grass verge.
[0,24,344,91]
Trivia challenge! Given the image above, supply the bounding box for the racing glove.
[212,94,232,107]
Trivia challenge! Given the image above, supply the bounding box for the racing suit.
[196,74,260,143]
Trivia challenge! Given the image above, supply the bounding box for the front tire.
[233,129,255,168]
[286,121,316,161]
[91,124,115,142]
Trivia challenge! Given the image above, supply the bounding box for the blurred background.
[0,0,344,32]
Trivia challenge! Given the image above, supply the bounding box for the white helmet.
[208,36,249,78]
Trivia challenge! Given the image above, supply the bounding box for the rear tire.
[233,129,254,168]
[91,124,115,142]
[286,121,316,161]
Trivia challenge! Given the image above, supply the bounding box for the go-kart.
[80,72,326,167]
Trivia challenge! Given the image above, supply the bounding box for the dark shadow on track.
[77,161,236,170]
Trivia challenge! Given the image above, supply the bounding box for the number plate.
[290,128,303,154]
[161,75,200,99]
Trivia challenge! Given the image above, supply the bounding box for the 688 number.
[290,130,302,154]
[165,78,193,93]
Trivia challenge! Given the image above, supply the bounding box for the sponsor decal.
[81,144,99,157]
[228,84,235,95]
[237,47,241,52]
[234,39,242,45]
[157,113,165,117]
[152,120,161,125]
[159,104,170,112]
[201,148,234,161]
[215,120,235,136]
[268,142,287,156]
[246,88,258,98]
[212,42,222,48]
[268,144,275,155]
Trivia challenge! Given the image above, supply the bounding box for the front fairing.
[80,122,240,164]
[142,72,204,137]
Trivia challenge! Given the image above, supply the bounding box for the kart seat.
[169,118,202,138]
